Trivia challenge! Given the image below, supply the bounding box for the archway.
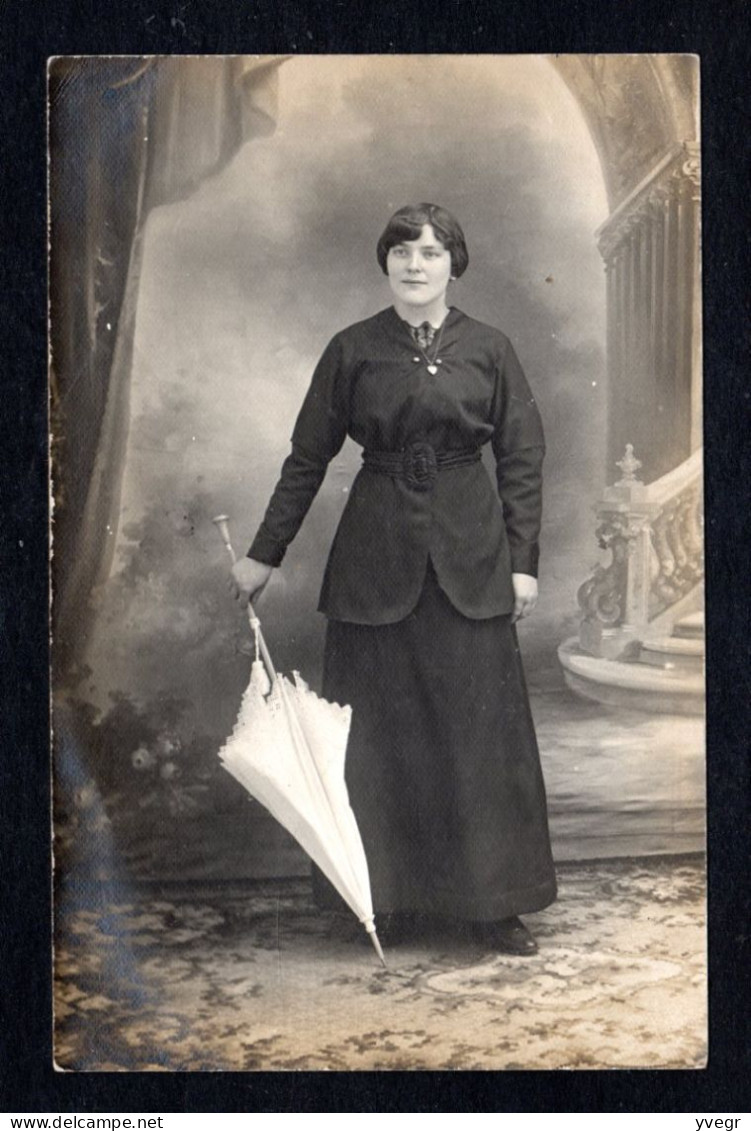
[552,57,703,704]
[553,55,701,480]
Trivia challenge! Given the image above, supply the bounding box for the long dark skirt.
[315,563,557,922]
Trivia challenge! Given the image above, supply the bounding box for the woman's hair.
[376,203,469,278]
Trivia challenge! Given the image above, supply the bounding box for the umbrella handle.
[213,513,278,683]
[213,514,238,564]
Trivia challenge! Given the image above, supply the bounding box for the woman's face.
[386,224,452,311]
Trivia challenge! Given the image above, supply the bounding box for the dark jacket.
[248,306,545,625]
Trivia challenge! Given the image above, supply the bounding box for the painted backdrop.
[57,56,614,883]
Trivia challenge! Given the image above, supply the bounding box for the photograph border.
[2,0,749,1113]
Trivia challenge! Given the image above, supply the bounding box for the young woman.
[230,203,556,954]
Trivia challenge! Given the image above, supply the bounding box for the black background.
[2,0,749,1114]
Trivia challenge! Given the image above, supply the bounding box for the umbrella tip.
[369,928,387,967]
[363,917,386,966]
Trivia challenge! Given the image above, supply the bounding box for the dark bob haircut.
[376,203,469,279]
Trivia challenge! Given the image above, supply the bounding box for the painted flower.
[131,746,157,771]
[156,733,181,759]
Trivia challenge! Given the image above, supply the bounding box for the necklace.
[408,318,447,375]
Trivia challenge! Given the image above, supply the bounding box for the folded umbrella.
[213,515,385,965]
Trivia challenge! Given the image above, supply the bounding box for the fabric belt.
[362,442,481,492]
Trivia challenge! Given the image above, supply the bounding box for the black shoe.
[476,916,538,956]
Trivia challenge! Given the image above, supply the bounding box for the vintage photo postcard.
[50,54,705,1071]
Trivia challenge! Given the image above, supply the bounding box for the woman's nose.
[407,254,422,272]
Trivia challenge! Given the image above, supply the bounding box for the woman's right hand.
[229,557,274,606]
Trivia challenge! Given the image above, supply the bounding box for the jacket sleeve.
[490,338,545,578]
[247,334,349,566]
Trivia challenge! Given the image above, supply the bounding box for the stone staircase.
[640,611,704,672]
[558,449,704,716]
[558,618,704,714]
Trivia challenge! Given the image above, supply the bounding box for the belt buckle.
[403,441,438,492]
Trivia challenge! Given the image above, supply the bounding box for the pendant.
[427,364,438,375]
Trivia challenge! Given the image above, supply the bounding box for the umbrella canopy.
[213,516,385,965]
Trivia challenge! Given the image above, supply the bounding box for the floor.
[54,855,706,1072]
[531,687,704,860]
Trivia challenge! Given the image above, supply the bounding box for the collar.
[384,305,463,334]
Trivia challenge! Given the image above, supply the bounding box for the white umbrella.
[213,515,385,965]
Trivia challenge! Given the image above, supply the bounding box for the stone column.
[682,147,702,452]
[597,142,701,483]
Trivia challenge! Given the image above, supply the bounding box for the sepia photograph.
[49,53,705,1071]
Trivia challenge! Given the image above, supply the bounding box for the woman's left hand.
[511,573,538,622]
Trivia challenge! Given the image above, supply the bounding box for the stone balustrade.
[577,447,703,660]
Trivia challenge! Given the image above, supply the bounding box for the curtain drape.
[50,56,286,676]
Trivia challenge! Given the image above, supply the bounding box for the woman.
[231,203,556,954]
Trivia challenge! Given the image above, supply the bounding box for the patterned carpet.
[54,856,706,1071]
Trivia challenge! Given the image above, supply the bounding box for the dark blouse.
[248,306,545,625]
